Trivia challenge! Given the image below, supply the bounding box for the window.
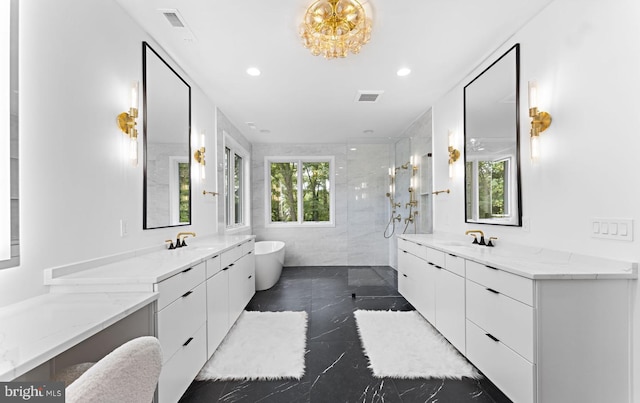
[266,157,334,227]
[466,157,511,220]
[224,135,249,229]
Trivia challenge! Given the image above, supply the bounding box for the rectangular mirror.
[464,43,521,226]
[143,42,192,229]
[1,0,19,270]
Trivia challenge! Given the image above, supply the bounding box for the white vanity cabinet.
[397,235,634,403]
[155,262,207,403]
[434,253,466,353]
[397,239,465,351]
[206,240,255,358]
[397,239,436,323]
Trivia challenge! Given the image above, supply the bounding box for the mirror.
[1,0,19,270]
[143,42,191,229]
[464,44,521,226]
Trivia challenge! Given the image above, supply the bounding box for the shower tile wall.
[251,143,391,267]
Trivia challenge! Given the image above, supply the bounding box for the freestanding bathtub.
[254,241,286,291]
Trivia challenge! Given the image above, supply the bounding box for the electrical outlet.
[591,218,633,241]
[120,219,128,237]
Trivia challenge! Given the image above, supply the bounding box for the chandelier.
[300,0,372,59]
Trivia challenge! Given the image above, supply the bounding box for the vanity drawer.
[205,254,222,279]
[158,323,207,403]
[155,262,206,311]
[466,279,534,362]
[398,238,427,260]
[221,245,243,268]
[466,260,533,306]
[445,253,465,277]
[466,320,535,403]
[242,239,255,255]
[157,281,206,362]
[426,247,445,268]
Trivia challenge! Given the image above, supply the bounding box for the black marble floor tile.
[178,266,512,403]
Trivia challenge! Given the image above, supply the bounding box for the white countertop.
[44,235,255,287]
[0,292,157,381]
[398,234,637,280]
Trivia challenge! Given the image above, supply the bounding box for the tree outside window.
[268,158,333,226]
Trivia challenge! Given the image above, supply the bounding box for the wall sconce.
[528,80,552,161]
[117,81,139,166]
[448,130,460,179]
[193,130,206,180]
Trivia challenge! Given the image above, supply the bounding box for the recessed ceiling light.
[397,67,411,77]
[363,129,374,134]
[260,129,271,134]
[350,148,357,151]
[246,67,261,77]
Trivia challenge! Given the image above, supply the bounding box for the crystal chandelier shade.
[300,0,372,59]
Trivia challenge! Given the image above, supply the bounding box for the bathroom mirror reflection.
[143,42,192,229]
[464,43,521,226]
[1,0,19,269]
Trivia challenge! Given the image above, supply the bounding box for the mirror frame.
[142,41,192,230]
[463,43,522,227]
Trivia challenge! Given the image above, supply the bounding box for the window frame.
[466,155,514,223]
[264,156,335,228]
[223,133,250,232]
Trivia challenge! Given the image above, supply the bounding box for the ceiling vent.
[158,9,196,42]
[355,90,384,103]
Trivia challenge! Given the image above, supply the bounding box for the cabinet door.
[206,269,229,358]
[243,251,256,304]
[228,253,255,325]
[435,268,466,353]
[398,249,435,323]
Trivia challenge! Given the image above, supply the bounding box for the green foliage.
[178,162,190,223]
[270,161,331,223]
[477,160,507,218]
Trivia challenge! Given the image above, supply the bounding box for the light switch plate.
[591,218,633,241]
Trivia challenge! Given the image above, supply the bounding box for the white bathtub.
[254,241,286,291]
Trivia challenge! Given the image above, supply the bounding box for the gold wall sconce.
[528,80,552,161]
[193,130,206,180]
[117,81,139,166]
[448,130,460,179]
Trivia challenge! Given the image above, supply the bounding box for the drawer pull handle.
[427,262,435,266]
[237,244,243,248]
[248,251,253,255]
[182,291,193,298]
[403,274,408,278]
[434,265,442,269]
[486,288,500,294]
[416,243,423,246]
[182,267,193,273]
[448,253,457,257]
[222,267,229,271]
[248,275,252,279]
[485,333,500,343]
[486,265,499,271]
[183,337,194,347]
[402,250,408,254]
[229,263,235,267]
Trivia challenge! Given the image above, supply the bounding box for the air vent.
[162,11,185,28]
[355,90,384,103]
[158,9,196,42]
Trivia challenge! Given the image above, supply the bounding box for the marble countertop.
[0,292,157,381]
[44,235,255,287]
[398,234,637,280]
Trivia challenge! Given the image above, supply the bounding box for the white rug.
[354,310,480,379]
[196,311,308,381]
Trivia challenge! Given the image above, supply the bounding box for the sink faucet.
[465,230,485,245]
[176,231,196,248]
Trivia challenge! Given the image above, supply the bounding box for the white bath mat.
[354,310,480,379]
[196,311,307,381]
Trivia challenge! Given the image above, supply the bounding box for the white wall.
[0,0,227,307]
[431,0,640,400]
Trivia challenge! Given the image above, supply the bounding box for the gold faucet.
[176,231,196,248]
[465,230,485,245]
